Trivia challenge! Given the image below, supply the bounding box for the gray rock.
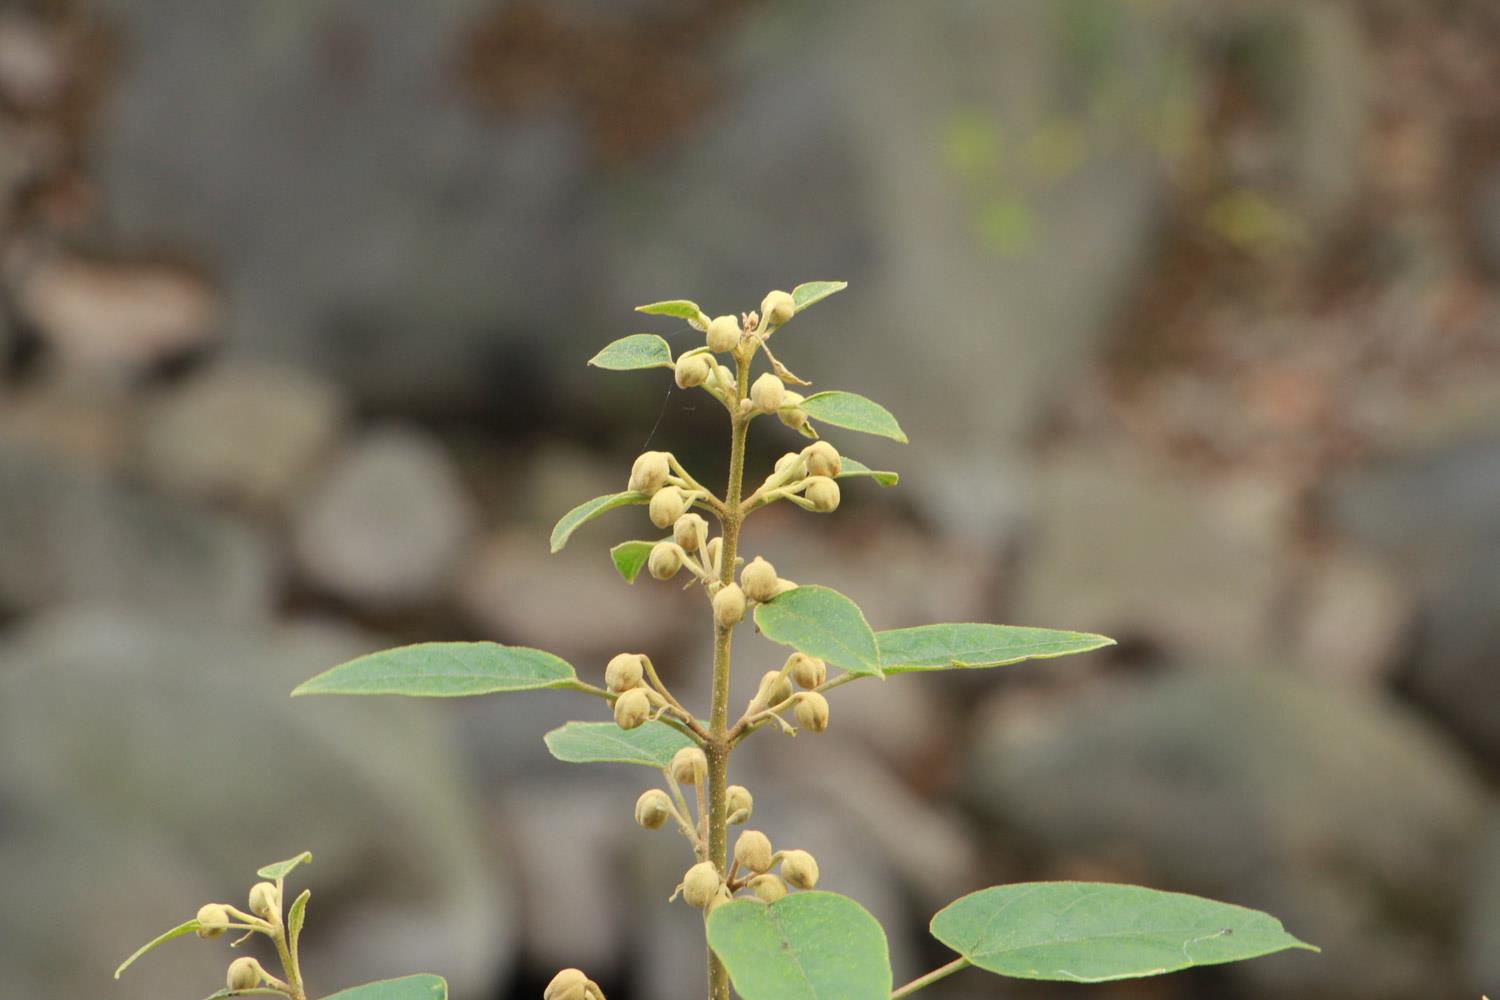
[1465,807,1500,994]
[293,426,478,610]
[1288,546,1414,689]
[966,668,1486,999]
[0,609,511,1000]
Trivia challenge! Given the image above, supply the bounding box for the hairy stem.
[890,957,971,999]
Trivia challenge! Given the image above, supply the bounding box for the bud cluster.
[671,830,821,911]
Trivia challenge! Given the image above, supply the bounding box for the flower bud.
[780,849,820,890]
[727,784,753,821]
[803,440,841,478]
[649,486,688,529]
[753,669,794,710]
[794,691,830,732]
[761,290,796,327]
[740,556,779,604]
[628,451,671,495]
[778,392,808,431]
[788,653,826,690]
[648,541,682,580]
[751,874,788,903]
[635,788,673,830]
[774,451,804,478]
[706,315,740,353]
[715,364,736,392]
[613,688,651,730]
[248,881,279,919]
[682,861,722,908]
[713,583,746,628]
[544,968,590,1000]
[605,653,645,694]
[674,353,712,389]
[704,885,734,917]
[705,537,723,570]
[673,513,708,552]
[749,373,785,413]
[803,476,840,513]
[734,830,774,873]
[195,903,231,939]
[226,957,265,992]
[671,746,708,786]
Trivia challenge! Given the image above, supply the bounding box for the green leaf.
[588,334,674,371]
[322,975,449,1000]
[754,585,881,676]
[257,850,313,881]
[550,491,649,553]
[610,540,657,583]
[114,920,200,979]
[200,990,288,999]
[802,391,908,443]
[636,299,708,329]
[287,888,310,954]
[929,883,1318,983]
[293,642,577,698]
[707,891,891,1000]
[837,457,899,487]
[878,624,1114,674]
[544,720,696,767]
[790,281,848,314]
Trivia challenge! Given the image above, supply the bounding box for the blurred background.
[0,0,1497,997]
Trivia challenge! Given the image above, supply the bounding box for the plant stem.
[889,957,971,999]
[705,354,750,1000]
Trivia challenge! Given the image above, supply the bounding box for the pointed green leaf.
[754,585,881,676]
[293,643,576,698]
[287,888,310,954]
[322,975,448,1000]
[588,334,674,371]
[837,457,899,487]
[707,891,891,1000]
[802,391,908,443]
[544,720,696,767]
[790,281,848,314]
[114,920,200,979]
[257,851,313,881]
[550,491,649,553]
[878,624,1114,674]
[930,883,1318,983]
[200,990,287,999]
[610,540,657,583]
[636,299,708,329]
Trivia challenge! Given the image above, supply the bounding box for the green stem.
[890,957,971,999]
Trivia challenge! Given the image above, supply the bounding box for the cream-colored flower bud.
[774,451,803,478]
[788,653,826,690]
[803,476,840,512]
[195,903,231,939]
[704,885,734,917]
[727,784,753,820]
[705,536,723,570]
[715,364,736,392]
[778,392,808,431]
[773,578,799,597]
[682,861,722,908]
[635,788,674,830]
[706,315,740,353]
[648,541,682,580]
[544,968,590,1000]
[671,746,708,786]
[803,440,841,478]
[605,653,644,694]
[749,373,785,413]
[628,451,670,495]
[781,849,820,890]
[795,691,830,732]
[753,669,794,709]
[761,290,796,327]
[673,512,707,552]
[674,353,712,389]
[751,874,788,903]
[248,881,279,919]
[649,486,688,529]
[226,957,265,992]
[613,687,651,730]
[740,556,779,604]
[734,830,774,873]
[713,583,746,628]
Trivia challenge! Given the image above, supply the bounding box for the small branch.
[890,957,971,999]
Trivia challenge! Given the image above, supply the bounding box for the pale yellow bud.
[778,392,807,431]
[788,653,826,690]
[648,541,682,580]
[753,669,793,710]
[613,687,651,730]
[671,746,708,786]
[734,830,774,873]
[740,556,779,604]
[750,373,785,413]
[704,885,734,917]
[674,353,712,389]
[774,452,804,478]
[635,788,673,830]
[226,957,264,992]
[673,513,708,552]
[195,903,230,939]
[751,874,788,903]
[248,881,279,919]
[605,653,645,694]
[804,476,840,512]
[715,364,736,392]
[727,784,753,821]
[682,861,722,908]
[761,290,796,327]
[781,849,820,890]
[544,968,590,1000]
[649,486,688,529]
[705,537,723,570]
[713,583,746,628]
[795,691,830,732]
[706,315,740,353]
[803,440,841,478]
[628,451,670,495]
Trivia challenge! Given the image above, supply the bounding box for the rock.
[1288,545,1414,688]
[0,441,274,621]
[138,362,348,510]
[0,609,512,1000]
[966,668,1486,999]
[292,426,478,610]
[0,14,68,110]
[1466,808,1500,994]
